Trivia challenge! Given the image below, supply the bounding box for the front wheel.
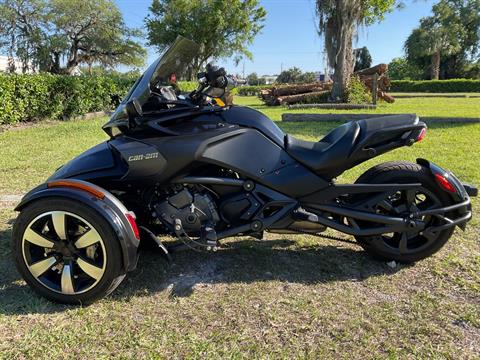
[12,198,125,304]
[353,161,455,263]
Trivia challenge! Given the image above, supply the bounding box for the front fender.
[15,180,140,273]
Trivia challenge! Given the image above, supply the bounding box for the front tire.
[354,161,455,263]
[12,198,125,304]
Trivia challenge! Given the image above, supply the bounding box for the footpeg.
[203,226,218,251]
[293,207,319,222]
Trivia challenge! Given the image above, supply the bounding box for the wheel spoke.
[28,256,57,278]
[24,228,54,248]
[399,233,408,254]
[404,189,416,206]
[74,228,101,249]
[61,263,75,294]
[51,212,67,240]
[77,257,104,280]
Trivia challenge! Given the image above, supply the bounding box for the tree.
[50,0,146,74]
[145,0,266,78]
[405,17,461,80]
[404,0,480,80]
[354,46,372,72]
[276,67,303,84]
[0,0,47,73]
[388,57,422,80]
[299,71,318,83]
[247,72,259,85]
[316,0,399,101]
[246,72,265,85]
[0,0,146,74]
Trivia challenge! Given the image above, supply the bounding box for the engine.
[154,188,219,234]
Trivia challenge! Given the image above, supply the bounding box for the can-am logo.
[127,152,159,162]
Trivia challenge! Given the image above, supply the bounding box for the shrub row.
[237,85,272,96]
[0,74,197,125]
[390,79,480,93]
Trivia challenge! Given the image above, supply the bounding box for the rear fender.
[15,180,140,273]
[416,158,475,229]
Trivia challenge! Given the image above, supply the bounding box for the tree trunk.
[331,29,355,101]
[328,2,357,102]
[65,40,80,75]
[430,50,441,80]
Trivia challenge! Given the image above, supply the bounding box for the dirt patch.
[0,195,23,209]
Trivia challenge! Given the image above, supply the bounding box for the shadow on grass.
[114,237,402,300]
[0,226,401,315]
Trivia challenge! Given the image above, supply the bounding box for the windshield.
[106,36,200,127]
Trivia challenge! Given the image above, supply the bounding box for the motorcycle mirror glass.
[126,98,143,119]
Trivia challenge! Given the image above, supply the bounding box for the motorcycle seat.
[285,121,360,174]
[285,114,420,177]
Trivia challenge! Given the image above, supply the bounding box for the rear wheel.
[353,161,454,263]
[12,198,125,304]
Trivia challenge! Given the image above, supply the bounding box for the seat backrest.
[321,121,358,145]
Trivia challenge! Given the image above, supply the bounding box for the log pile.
[259,64,395,106]
[260,83,332,106]
[354,64,395,103]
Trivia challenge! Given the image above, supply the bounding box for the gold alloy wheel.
[22,211,107,295]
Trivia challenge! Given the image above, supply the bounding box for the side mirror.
[125,98,143,120]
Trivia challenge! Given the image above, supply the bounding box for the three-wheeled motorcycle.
[12,36,477,304]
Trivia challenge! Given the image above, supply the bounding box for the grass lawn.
[0,97,479,358]
[234,95,480,120]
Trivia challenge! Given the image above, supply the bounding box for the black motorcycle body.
[13,36,477,304]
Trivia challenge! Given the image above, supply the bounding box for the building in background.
[0,56,36,74]
[315,71,333,82]
[260,75,277,85]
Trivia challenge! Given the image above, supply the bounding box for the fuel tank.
[221,105,286,147]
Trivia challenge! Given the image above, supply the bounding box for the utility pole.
[280,62,283,73]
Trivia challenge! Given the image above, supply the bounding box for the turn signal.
[125,212,141,240]
[416,127,427,142]
[434,173,456,193]
[214,98,226,107]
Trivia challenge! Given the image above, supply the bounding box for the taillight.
[416,127,427,142]
[125,212,140,240]
[434,173,456,193]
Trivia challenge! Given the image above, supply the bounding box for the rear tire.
[354,161,454,263]
[12,198,125,304]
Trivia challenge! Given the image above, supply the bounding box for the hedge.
[390,79,480,93]
[0,74,197,125]
[237,85,271,96]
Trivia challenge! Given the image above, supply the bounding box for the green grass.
[235,95,480,120]
[390,92,480,97]
[0,98,479,358]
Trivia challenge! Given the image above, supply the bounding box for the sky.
[115,0,436,76]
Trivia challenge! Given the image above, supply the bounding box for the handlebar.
[191,64,237,105]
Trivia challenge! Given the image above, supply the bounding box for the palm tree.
[405,17,461,80]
